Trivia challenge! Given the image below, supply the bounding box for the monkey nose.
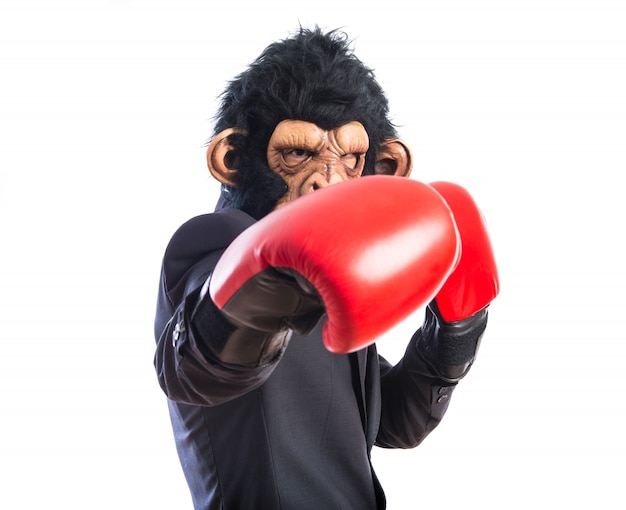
[310,177,330,192]
[307,173,335,194]
[303,163,343,194]
[320,160,344,182]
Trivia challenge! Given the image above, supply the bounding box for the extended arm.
[153,209,285,407]
[377,181,499,448]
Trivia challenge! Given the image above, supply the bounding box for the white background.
[1,0,624,508]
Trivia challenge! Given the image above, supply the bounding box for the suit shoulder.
[166,208,256,256]
[161,208,255,284]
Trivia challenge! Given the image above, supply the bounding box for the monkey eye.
[281,148,314,168]
[342,153,365,174]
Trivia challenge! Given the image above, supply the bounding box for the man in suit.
[154,27,498,509]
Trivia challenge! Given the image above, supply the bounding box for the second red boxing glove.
[429,181,500,323]
[209,175,461,354]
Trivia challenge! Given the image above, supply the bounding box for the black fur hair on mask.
[211,26,398,219]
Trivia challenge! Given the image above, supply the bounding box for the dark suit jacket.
[154,208,457,509]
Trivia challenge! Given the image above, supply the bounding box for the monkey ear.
[206,128,243,187]
[374,138,413,178]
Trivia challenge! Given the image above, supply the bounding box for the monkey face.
[266,120,370,209]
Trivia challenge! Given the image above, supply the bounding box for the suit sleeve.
[375,306,488,449]
[375,347,456,448]
[153,209,283,407]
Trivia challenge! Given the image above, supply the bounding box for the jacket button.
[172,322,184,346]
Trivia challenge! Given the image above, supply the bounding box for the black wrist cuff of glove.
[191,277,291,368]
[417,302,489,383]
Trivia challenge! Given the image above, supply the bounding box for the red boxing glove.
[429,182,500,322]
[209,175,461,354]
